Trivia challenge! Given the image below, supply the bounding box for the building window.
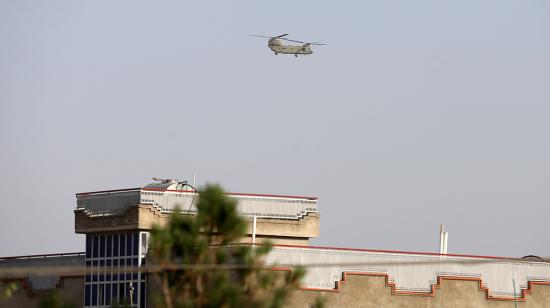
[98,284,104,306]
[120,234,126,257]
[86,236,92,258]
[126,234,133,256]
[84,231,148,307]
[85,285,90,306]
[113,235,119,257]
[107,235,112,257]
[92,236,98,258]
[100,235,105,258]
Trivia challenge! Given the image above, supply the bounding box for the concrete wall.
[265,245,550,299]
[3,269,550,307]
[287,274,550,308]
[0,276,84,308]
[75,205,320,245]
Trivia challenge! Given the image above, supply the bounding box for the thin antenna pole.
[192,172,196,187]
[443,231,449,254]
[439,225,445,254]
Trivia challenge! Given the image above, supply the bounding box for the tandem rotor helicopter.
[249,34,326,57]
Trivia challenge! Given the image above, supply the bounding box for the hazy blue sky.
[1,1,549,258]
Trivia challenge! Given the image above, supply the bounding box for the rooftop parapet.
[265,245,550,300]
[75,182,318,220]
[0,252,85,294]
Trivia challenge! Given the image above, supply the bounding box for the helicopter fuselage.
[268,38,313,56]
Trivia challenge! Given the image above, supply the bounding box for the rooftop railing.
[76,188,318,220]
[0,252,85,261]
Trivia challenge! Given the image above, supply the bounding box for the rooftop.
[75,181,318,220]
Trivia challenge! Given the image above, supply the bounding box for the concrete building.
[1,179,550,307]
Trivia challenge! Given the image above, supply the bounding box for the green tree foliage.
[0,282,18,301]
[149,184,306,308]
[39,292,76,308]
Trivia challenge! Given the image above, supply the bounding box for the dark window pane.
[106,260,111,266]
[85,274,91,282]
[133,258,138,266]
[112,283,118,304]
[113,234,119,257]
[120,234,126,257]
[133,233,139,256]
[106,283,112,305]
[120,259,125,266]
[141,258,146,266]
[85,284,91,306]
[119,283,125,302]
[99,284,104,305]
[100,273,104,281]
[100,235,105,258]
[92,284,97,305]
[107,235,112,257]
[126,234,132,256]
[92,260,98,267]
[117,259,123,281]
[92,274,97,282]
[100,260,105,267]
[133,272,138,280]
[93,236,99,258]
[86,260,91,267]
[132,282,138,305]
[140,282,146,308]
[86,236,92,258]
[112,260,119,280]
[126,273,132,280]
[141,273,146,280]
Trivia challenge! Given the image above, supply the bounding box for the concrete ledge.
[75,205,320,244]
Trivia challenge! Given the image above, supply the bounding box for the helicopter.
[249,34,325,57]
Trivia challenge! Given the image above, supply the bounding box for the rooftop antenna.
[192,172,196,187]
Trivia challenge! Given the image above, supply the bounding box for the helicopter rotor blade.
[279,37,306,44]
[249,34,289,39]
[248,34,275,39]
[249,34,325,46]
